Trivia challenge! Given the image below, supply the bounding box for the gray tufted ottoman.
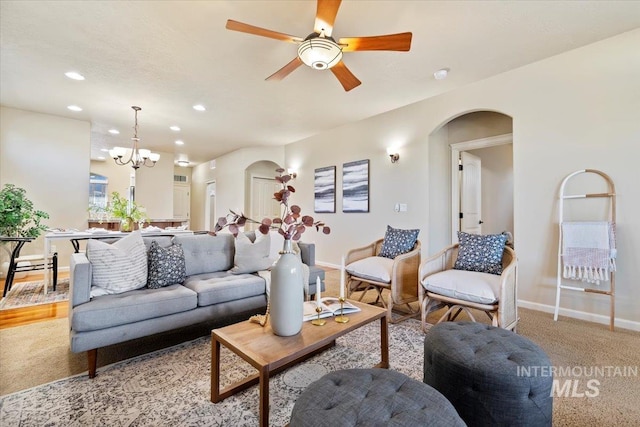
[290,368,465,427]
[424,322,553,427]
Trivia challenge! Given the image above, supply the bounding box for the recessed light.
[65,71,85,81]
[433,68,449,80]
[100,148,109,152]
[175,140,185,146]
[108,129,120,135]
[67,105,82,112]
[193,104,206,112]
[170,126,181,131]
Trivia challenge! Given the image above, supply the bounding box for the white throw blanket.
[562,221,616,284]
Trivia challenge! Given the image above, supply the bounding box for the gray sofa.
[69,232,324,378]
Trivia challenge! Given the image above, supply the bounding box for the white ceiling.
[2,1,639,166]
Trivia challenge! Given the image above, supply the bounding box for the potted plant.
[107,191,148,231]
[0,183,49,276]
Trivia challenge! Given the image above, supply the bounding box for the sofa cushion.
[230,231,272,274]
[378,225,420,259]
[183,271,266,307]
[422,269,501,304]
[87,231,148,296]
[173,233,234,276]
[346,256,394,284]
[454,231,507,275]
[72,284,197,332]
[147,241,187,289]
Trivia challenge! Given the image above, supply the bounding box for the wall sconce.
[387,148,399,163]
[288,168,298,179]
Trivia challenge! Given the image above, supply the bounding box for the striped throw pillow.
[87,231,148,295]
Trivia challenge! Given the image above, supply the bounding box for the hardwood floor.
[0,271,69,329]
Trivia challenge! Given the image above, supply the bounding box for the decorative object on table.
[109,106,160,169]
[342,159,369,213]
[311,277,326,326]
[336,256,349,323]
[314,166,336,213]
[215,168,330,336]
[0,184,50,289]
[107,191,149,232]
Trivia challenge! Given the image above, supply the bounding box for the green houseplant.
[0,184,49,275]
[0,184,49,240]
[107,191,148,231]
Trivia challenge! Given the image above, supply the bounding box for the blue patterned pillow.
[147,241,186,289]
[454,232,507,275]
[378,225,420,259]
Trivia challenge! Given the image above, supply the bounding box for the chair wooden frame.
[419,244,517,332]
[345,239,421,323]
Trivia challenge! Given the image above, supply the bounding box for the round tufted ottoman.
[289,368,465,427]
[424,322,553,427]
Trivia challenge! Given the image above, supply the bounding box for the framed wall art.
[342,159,369,213]
[314,166,336,213]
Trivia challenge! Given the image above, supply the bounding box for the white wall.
[190,147,284,231]
[0,106,90,266]
[135,151,174,219]
[284,29,640,327]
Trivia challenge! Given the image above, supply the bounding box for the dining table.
[43,228,194,294]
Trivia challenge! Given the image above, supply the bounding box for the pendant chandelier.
[109,106,160,169]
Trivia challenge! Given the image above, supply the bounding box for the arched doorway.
[245,160,282,230]
[427,111,514,254]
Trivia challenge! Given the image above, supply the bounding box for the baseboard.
[316,261,339,269]
[518,299,640,332]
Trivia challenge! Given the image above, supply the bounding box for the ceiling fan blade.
[339,32,412,52]
[314,0,342,37]
[226,20,302,43]
[330,61,361,92]
[266,57,303,81]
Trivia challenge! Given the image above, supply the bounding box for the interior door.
[173,184,190,221]
[460,151,482,235]
[250,177,281,230]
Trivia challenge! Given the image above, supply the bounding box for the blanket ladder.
[554,169,616,331]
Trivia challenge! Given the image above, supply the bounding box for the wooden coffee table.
[210,300,388,427]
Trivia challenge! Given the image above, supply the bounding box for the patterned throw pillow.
[378,225,420,259]
[87,231,148,295]
[453,231,508,275]
[147,241,187,289]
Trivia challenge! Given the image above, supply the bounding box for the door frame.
[204,180,216,231]
[450,133,512,242]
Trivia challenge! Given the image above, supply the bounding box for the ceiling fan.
[225,0,412,91]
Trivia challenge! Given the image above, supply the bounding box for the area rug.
[0,319,425,426]
[0,278,69,310]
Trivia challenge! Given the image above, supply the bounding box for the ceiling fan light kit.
[225,0,412,91]
[297,33,343,70]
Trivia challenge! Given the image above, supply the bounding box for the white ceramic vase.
[269,239,304,336]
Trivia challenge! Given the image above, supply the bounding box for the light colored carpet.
[0,278,69,310]
[1,269,638,426]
